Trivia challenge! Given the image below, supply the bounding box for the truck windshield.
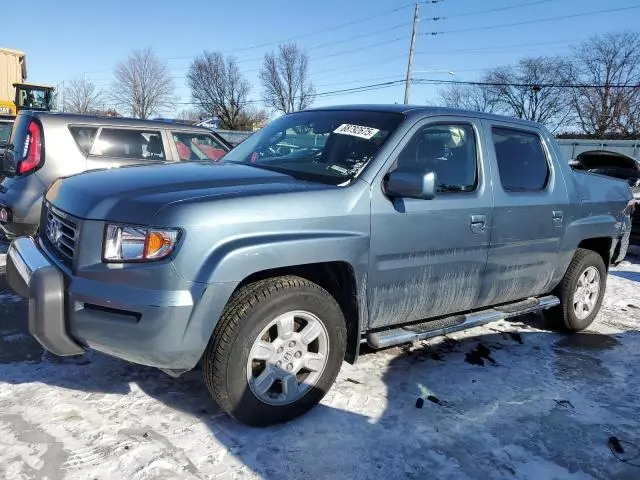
[17,86,53,111]
[223,110,404,185]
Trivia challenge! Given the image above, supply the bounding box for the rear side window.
[92,128,165,160]
[492,127,550,192]
[172,132,227,161]
[69,126,98,155]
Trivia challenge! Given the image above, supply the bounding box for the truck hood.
[46,162,332,222]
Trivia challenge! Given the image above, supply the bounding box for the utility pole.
[404,3,420,104]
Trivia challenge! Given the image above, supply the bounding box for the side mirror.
[384,170,436,200]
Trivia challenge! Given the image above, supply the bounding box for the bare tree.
[236,106,270,130]
[64,78,103,114]
[483,56,575,131]
[175,109,201,122]
[260,43,315,114]
[187,51,251,130]
[111,48,174,119]
[572,32,640,136]
[618,88,640,136]
[438,83,498,113]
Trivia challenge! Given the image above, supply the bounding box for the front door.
[368,117,493,328]
[478,121,569,306]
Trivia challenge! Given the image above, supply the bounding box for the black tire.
[202,275,347,427]
[544,248,607,332]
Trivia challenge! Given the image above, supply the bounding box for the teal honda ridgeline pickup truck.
[6,105,634,426]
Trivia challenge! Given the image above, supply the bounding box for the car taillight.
[18,121,43,174]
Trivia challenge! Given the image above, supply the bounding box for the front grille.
[44,206,78,265]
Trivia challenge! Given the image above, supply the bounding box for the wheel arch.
[576,237,613,268]
[235,261,363,364]
[550,213,619,290]
[185,258,367,372]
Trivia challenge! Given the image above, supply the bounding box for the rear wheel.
[202,276,347,426]
[545,248,607,331]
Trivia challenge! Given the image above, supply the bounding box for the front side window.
[222,110,404,185]
[91,128,165,160]
[172,132,227,161]
[394,123,478,192]
[492,127,550,192]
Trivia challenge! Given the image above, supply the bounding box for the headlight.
[103,224,180,262]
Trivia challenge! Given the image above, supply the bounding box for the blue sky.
[3,0,640,114]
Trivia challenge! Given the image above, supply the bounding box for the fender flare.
[180,231,370,370]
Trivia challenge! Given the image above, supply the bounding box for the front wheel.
[544,248,607,331]
[202,276,347,426]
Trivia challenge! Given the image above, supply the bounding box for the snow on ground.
[0,247,639,479]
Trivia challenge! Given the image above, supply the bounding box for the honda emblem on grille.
[47,217,63,245]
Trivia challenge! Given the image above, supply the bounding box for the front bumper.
[6,237,84,355]
[6,236,236,370]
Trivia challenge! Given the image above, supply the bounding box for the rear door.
[479,121,569,306]
[86,127,171,170]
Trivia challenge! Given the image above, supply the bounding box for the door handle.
[470,214,487,233]
[552,210,563,227]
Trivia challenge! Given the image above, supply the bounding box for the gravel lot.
[0,242,639,480]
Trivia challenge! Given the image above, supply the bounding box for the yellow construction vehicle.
[0,48,55,115]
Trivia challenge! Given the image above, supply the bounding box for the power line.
[83,23,412,81]
[306,22,412,52]
[413,78,640,88]
[422,5,640,35]
[171,80,407,106]
[422,0,559,21]
[95,73,640,111]
[166,22,412,67]
[310,54,407,79]
[315,74,406,88]
[178,34,409,75]
[60,4,418,78]
[316,71,486,89]
[311,36,406,61]
[414,38,582,56]
[161,3,420,62]
[61,2,436,85]
[170,74,640,109]
[225,2,418,54]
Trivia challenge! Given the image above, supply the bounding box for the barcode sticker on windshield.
[334,124,380,139]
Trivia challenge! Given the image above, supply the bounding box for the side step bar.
[366,295,560,349]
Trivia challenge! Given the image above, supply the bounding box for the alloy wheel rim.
[573,266,601,320]
[246,310,329,406]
